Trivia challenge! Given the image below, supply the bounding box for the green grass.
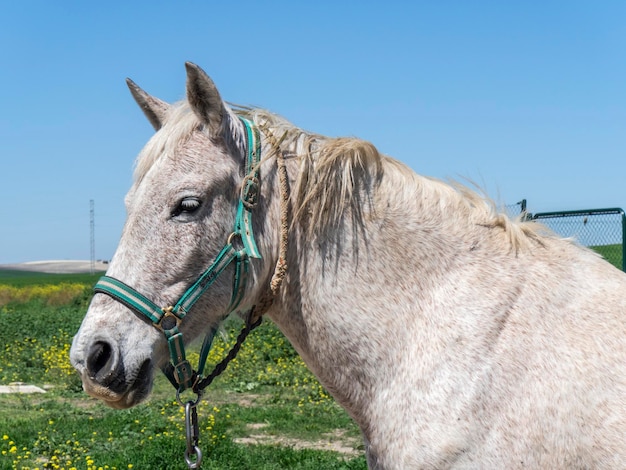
[0,389,364,469]
[590,243,623,270]
[0,270,103,287]
[0,273,366,470]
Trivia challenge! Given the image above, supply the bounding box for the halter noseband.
[93,117,263,393]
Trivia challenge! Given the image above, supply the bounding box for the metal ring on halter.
[155,306,182,332]
[227,231,245,252]
[177,388,202,407]
[227,231,237,245]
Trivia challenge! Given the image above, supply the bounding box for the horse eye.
[172,197,202,217]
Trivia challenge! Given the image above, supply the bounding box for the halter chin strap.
[93,117,262,393]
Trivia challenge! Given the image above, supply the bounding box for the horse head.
[70,63,272,408]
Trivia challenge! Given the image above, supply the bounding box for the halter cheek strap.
[93,117,262,393]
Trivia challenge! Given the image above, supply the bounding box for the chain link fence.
[504,200,625,270]
[531,208,625,271]
[505,201,625,271]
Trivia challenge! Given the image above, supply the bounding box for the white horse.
[71,63,626,469]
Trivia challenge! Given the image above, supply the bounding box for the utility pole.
[90,199,95,275]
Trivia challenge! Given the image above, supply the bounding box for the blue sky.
[1,1,624,264]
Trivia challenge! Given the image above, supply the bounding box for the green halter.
[93,117,262,393]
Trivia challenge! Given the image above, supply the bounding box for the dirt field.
[0,260,109,274]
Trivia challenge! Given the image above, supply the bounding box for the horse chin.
[81,359,154,409]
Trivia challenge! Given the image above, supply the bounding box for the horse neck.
[262,150,490,414]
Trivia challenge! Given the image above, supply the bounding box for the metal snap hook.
[184,446,202,469]
[184,401,202,468]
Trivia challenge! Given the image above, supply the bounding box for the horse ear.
[126,78,170,131]
[185,62,225,136]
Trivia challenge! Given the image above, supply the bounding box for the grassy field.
[0,271,366,470]
[0,271,102,287]
[590,243,623,270]
[3,242,621,469]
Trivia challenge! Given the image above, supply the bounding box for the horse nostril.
[85,340,128,394]
[87,341,115,381]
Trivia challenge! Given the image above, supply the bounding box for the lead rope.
[182,122,290,469]
[192,309,263,394]
[182,310,262,469]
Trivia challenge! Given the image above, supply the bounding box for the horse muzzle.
[72,336,154,409]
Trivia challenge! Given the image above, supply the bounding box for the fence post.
[622,210,626,272]
[519,199,527,213]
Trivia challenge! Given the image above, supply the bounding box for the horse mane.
[134,101,546,253]
[240,108,548,252]
[236,108,384,242]
[295,134,384,240]
[444,181,548,252]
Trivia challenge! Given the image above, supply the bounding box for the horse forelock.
[133,102,195,183]
[133,101,244,185]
